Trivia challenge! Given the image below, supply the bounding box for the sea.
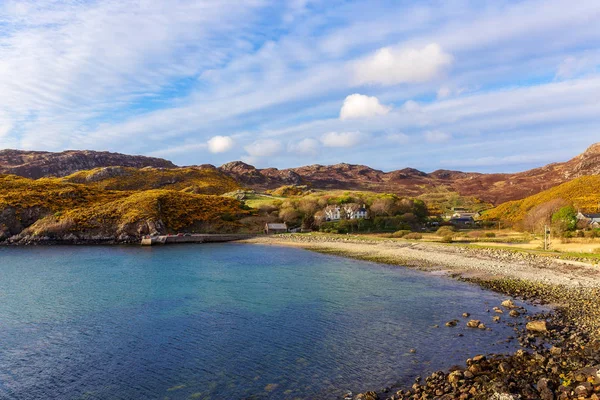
[0,244,528,399]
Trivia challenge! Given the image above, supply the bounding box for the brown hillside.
[218,143,600,205]
[2,143,598,205]
[0,149,175,179]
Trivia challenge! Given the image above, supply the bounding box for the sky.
[0,0,599,172]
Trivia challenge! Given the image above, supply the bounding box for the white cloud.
[437,86,451,99]
[402,100,421,112]
[339,93,391,120]
[288,138,320,155]
[424,130,451,143]
[386,133,410,144]
[354,43,453,86]
[244,139,282,157]
[321,131,363,148]
[556,55,599,80]
[207,135,235,153]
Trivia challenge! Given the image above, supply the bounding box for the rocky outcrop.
[0,149,175,179]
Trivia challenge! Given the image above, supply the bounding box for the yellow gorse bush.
[482,176,600,222]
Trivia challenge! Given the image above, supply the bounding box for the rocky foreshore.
[0,234,140,245]
[245,235,600,400]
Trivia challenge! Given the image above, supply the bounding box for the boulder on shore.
[355,391,379,400]
[526,320,548,333]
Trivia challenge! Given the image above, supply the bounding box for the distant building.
[324,204,368,221]
[324,205,342,221]
[264,223,288,234]
[449,216,475,226]
[343,204,368,220]
[576,212,600,228]
[451,211,481,219]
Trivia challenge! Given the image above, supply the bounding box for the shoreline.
[243,235,600,400]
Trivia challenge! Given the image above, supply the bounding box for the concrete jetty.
[141,234,254,246]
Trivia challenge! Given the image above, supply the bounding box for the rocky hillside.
[2,143,599,205]
[63,166,239,194]
[0,149,175,179]
[0,174,247,244]
[218,143,600,205]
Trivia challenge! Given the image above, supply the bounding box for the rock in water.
[526,320,548,332]
[501,299,516,308]
[466,319,481,328]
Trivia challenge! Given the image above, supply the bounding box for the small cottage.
[264,223,288,234]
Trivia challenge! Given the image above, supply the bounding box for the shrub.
[436,226,455,236]
[468,231,484,238]
[440,234,453,243]
[404,232,423,240]
[485,232,496,238]
[391,229,411,238]
[552,205,578,233]
[585,230,600,238]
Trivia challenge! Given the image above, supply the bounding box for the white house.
[324,204,368,221]
[324,205,342,221]
[343,204,368,219]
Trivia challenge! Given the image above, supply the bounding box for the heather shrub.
[436,226,455,236]
[404,232,423,240]
[440,234,453,243]
[391,230,411,238]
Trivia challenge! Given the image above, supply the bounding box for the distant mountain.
[0,149,175,179]
[217,143,600,205]
[2,143,599,205]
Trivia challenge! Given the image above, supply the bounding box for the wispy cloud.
[321,131,364,148]
[424,131,451,143]
[0,0,599,172]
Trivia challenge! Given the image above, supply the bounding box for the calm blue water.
[0,244,525,400]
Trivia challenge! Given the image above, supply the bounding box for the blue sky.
[0,0,599,172]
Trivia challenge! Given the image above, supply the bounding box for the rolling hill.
[0,174,247,243]
[481,175,600,223]
[1,142,599,206]
[63,166,239,194]
[218,143,600,205]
